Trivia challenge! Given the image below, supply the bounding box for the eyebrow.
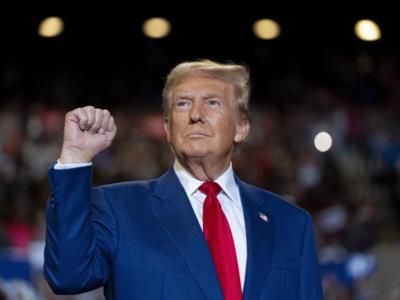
[174,92,223,99]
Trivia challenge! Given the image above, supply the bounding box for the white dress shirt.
[54,160,92,169]
[54,159,248,289]
[173,160,247,289]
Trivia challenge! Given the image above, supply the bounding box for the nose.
[189,100,204,123]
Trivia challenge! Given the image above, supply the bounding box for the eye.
[206,98,222,107]
[175,99,191,110]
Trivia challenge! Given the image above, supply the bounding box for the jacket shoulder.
[244,182,311,220]
[92,178,159,203]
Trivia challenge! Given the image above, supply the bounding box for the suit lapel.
[150,169,223,300]
[237,178,275,300]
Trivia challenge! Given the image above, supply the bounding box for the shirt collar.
[173,160,239,204]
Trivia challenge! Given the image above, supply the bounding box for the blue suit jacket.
[44,166,323,299]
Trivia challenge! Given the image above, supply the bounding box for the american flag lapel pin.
[259,212,269,222]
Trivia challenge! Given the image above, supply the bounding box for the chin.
[180,147,210,160]
[183,151,208,159]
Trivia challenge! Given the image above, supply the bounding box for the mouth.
[185,132,210,139]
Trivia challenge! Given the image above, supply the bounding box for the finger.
[89,108,104,134]
[106,116,117,134]
[84,106,96,130]
[102,114,117,143]
[98,109,111,134]
[68,107,89,130]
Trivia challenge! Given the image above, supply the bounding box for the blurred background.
[0,8,400,300]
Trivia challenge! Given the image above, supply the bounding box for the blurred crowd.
[0,49,400,299]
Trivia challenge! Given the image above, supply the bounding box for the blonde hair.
[162,59,250,120]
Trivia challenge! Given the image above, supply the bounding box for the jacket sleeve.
[300,214,324,300]
[44,166,117,294]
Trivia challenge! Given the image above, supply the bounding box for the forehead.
[172,75,234,98]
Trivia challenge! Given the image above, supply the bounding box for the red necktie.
[200,181,242,300]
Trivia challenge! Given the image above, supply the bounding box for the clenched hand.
[59,106,117,163]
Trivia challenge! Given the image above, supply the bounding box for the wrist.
[59,148,93,164]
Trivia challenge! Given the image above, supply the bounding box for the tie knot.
[199,181,222,196]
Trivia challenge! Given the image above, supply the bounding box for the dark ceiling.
[0,10,397,107]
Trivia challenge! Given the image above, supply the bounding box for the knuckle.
[84,106,95,114]
[92,123,101,129]
[66,111,73,118]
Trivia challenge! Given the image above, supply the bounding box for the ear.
[234,118,250,143]
[164,118,171,143]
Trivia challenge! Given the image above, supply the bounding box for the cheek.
[220,116,237,132]
[167,120,185,143]
[214,118,237,142]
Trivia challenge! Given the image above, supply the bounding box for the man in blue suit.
[44,60,323,299]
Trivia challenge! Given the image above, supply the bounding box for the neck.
[177,157,231,181]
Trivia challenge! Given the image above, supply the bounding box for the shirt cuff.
[53,159,93,170]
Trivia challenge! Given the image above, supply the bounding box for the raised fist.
[59,106,117,163]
